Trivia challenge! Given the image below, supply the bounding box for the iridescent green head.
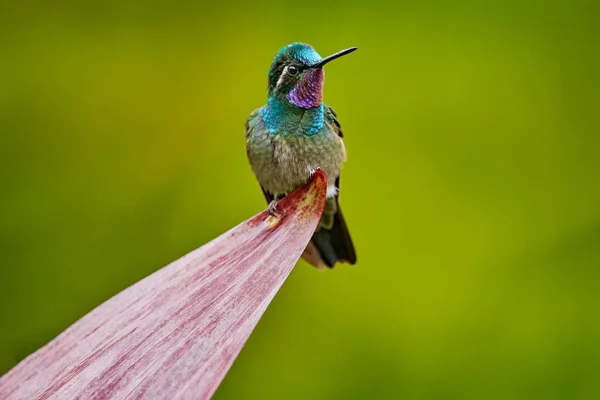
[267,43,357,109]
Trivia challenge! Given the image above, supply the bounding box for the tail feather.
[305,200,356,268]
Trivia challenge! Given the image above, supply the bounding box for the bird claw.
[268,200,283,218]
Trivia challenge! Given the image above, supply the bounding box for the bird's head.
[267,43,357,109]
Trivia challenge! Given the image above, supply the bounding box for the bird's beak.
[311,47,358,69]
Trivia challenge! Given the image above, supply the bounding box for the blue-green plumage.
[263,97,325,136]
[245,43,357,268]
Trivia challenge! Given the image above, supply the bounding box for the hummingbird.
[245,43,357,268]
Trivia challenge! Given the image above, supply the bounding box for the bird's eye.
[288,65,298,75]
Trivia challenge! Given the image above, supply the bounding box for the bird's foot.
[268,200,283,218]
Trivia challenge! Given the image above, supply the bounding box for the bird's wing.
[244,108,260,138]
[245,109,275,203]
[260,187,275,203]
[324,104,345,195]
[324,104,344,138]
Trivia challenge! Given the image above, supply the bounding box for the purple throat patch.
[287,68,324,109]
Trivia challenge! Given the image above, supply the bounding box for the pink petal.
[0,170,327,400]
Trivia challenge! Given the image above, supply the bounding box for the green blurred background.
[1,1,599,398]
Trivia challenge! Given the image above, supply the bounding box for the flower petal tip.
[0,167,328,400]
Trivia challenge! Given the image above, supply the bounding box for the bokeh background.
[1,1,599,398]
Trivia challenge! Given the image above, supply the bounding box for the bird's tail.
[302,197,356,268]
